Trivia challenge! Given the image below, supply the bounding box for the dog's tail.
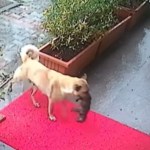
[20,44,40,62]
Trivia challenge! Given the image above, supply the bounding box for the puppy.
[8,45,91,122]
[72,92,91,122]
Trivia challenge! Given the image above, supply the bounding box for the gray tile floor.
[0,142,14,150]
[0,0,51,149]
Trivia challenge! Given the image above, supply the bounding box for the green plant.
[43,0,119,52]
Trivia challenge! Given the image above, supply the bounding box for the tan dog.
[8,45,91,122]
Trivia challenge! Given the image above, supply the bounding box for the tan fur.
[8,45,90,121]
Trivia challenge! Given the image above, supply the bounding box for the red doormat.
[0,89,150,150]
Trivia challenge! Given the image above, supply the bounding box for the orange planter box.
[39,39,100,76]
[117,1,149,30]
[97,15,131,55]
[39,2,148,75]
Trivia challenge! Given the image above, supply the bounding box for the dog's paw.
[49,115,56,121]
[33,102,40,108]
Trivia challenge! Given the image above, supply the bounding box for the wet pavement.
[0,0,52,104]
[0,1,150,149]
[87,17,150,135]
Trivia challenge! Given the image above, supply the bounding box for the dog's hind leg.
[31,85,40,108]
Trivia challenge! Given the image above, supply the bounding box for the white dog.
[8,45,91,122]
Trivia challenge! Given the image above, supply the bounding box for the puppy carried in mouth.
[8,44,91,122]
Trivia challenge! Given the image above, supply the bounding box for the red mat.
[0,90,150,150]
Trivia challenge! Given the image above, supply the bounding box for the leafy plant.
[43,0,119,54]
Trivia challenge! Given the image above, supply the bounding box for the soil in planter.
[120,0,145,9]
[45,41,92,62]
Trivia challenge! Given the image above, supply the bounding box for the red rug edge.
[0,139,16,150]
[1,88,150,139]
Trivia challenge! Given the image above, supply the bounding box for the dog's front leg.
[48,99,56,121]
[31,86,40,107]
[47,81,57,121]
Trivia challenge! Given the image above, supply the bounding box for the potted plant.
[97,12,132,55]
[117,0,149,30]
[40,0,128,76]
[93,0,132,55]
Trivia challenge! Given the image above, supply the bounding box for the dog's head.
[20,44,39,63]
[73,74,91,101]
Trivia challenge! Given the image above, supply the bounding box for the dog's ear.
[81,73,87,80]
[74,84,82,92]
